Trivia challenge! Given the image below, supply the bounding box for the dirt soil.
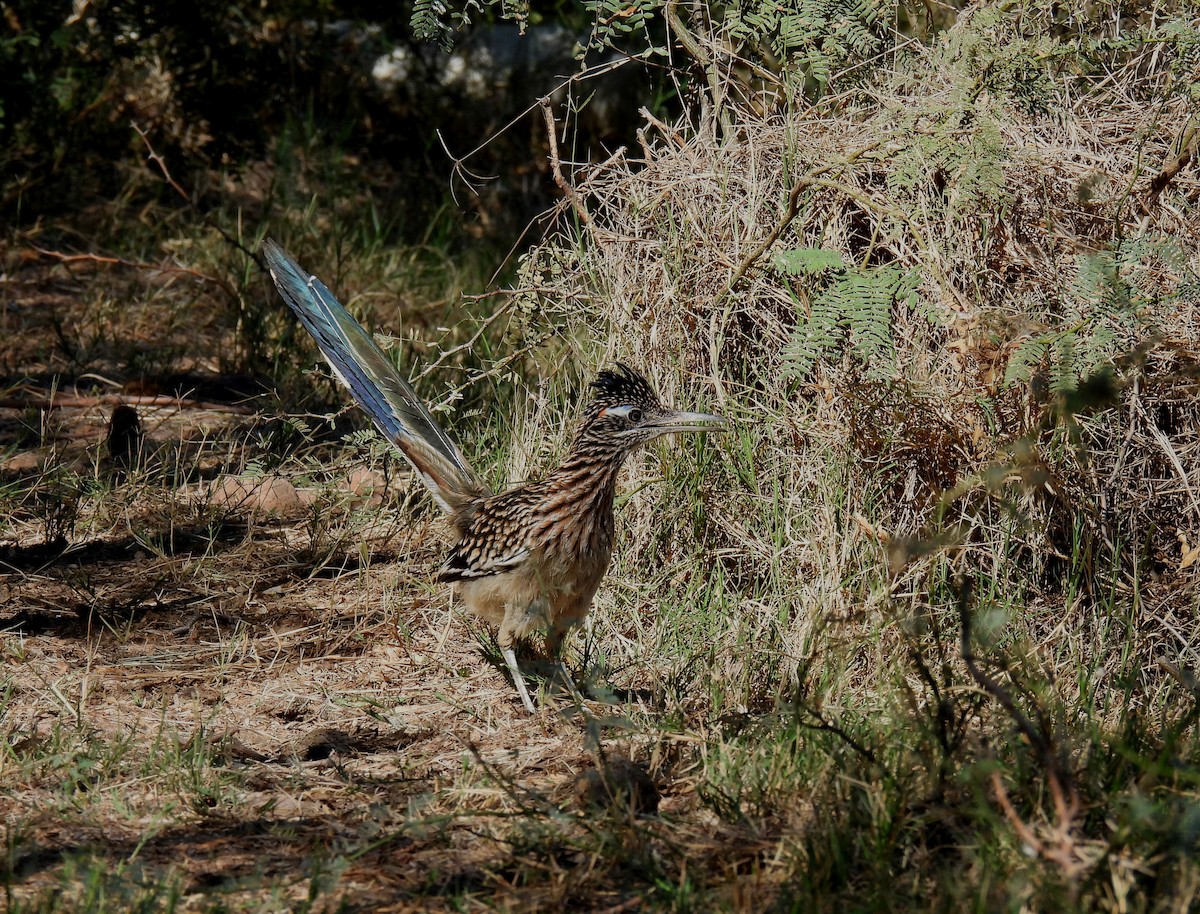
[1,260,757,912]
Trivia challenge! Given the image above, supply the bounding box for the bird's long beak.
[647,410,728,436]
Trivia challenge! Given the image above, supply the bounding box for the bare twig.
[131,120,262,270]
[989,769,1044,852]
[0,392,255,414]
[663,0,731,140]
[411,298,517,383]
[794,711,883,772]
[132,121,191,203]
[958,576,1081,874]
[539,97,591,226]
[638,107,688,149]
[716,140,894,302]
[31,247,232,291]
[957,578,1048,758]
[438,55,632,199]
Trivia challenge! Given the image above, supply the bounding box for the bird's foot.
[554,661,589,707]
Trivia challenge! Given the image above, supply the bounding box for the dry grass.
[509,3,1200,690]
[4,6,1200,912]
[500,5,1200,906]
[0,238,774,914]
[1,394,748,911]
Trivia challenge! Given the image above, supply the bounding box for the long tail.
[263,239,487,513]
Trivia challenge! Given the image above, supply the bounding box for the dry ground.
[0,260,765,913]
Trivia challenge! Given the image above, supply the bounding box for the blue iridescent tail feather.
[262,239,487,513]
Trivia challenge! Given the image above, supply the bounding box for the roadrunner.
[263,240,725,711]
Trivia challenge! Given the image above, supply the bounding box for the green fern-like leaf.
[1049,332,1080,396]
[773,247,845,274]
[346,428,382,449]
[1002,238,1189,392]
[841,269,899,376]
[783,282,844,379]
[780,259,917,380]
[1003,336,1050,388]
[725,0,889,88]
[411,0,453,49]
[584,0,662,53]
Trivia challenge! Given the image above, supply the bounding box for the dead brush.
[501,6,1200,904]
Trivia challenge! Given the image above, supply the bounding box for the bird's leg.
[501,647,537,714]
[498,624,537,714]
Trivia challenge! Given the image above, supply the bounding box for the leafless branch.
[132,121,192,203]
[31,247,232,293]
[958,576,1081,874]
[540,97,591,226]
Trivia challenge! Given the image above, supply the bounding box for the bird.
[262,239,726,711]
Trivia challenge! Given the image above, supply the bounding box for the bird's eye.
[628,408,643,423]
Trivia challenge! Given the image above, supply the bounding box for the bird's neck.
[562,426,632,469]
[543,436,629,509]
[530,438,626,560]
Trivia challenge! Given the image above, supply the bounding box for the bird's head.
[579,363,726,451]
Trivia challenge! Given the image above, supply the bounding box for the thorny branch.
[439,55,631,201]
[956,575,1082,874]
[133,121,191,203]
[132,120,262,270]
[32,247,232,293]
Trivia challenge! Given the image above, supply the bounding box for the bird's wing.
[263,239,489,512]
[435,492,534,582]
[436,542,531,582]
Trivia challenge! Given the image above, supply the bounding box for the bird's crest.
[587,363,658,414]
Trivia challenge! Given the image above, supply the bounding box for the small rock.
[290,727,352,761]
[572,757,660,815]
[346,466,388,505]
[2,451,43,473]
[209,475,303,518]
